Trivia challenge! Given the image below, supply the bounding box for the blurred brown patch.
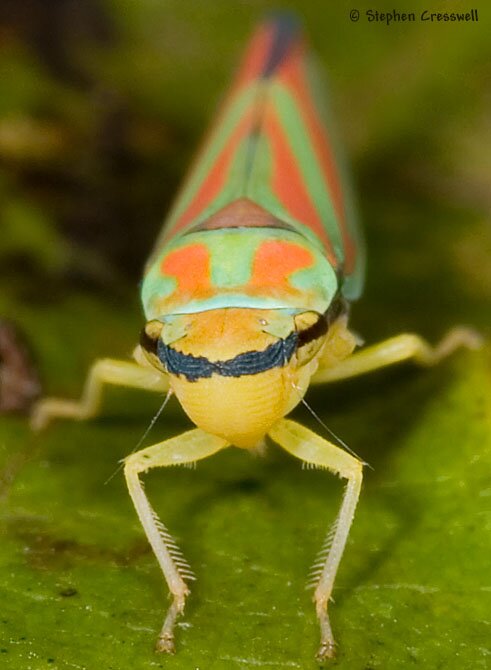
[0,319,41,413]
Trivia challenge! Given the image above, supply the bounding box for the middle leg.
[312,327,482,384]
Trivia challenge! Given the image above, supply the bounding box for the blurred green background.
[0,1,490,669]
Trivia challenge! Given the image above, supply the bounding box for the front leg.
[312,326,482,384]
[269,419,363,661]
[31,358,169,430]
[124,429,229,652]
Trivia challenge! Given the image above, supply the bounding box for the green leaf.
[1,303,490,670]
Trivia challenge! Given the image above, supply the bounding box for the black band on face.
[295,297,347,349]
[139,327,159,356]
[157,331,298,382]
[326,295,348,326]
[296,313,328,348]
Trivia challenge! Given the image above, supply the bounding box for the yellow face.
[138,307,330,448]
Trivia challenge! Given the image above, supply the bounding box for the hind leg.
[31,358,169,430]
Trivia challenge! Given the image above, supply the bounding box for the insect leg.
[31,359,169,430]
[312,326,482,384]
[268,419,363,661]
[124,428,229,653]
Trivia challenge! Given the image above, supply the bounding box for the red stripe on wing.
[233,22,275,90]
[263,106,338,266]
[169,109,254,237]
[278,44,357,274]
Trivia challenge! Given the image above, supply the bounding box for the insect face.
[139,308,329,448]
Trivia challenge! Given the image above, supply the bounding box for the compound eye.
[139,320,164,368]
[294,311,328,366]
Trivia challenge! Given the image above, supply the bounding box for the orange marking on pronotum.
[160,244,211,297]
[250,240,314,290]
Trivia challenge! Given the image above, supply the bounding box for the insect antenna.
[104,388,173,485]
[295,386,372,469]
